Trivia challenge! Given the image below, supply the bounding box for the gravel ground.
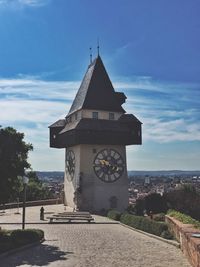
[0,205,191,267]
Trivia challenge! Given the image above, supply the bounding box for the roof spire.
[97,38,100,56]
[89,47,92,63]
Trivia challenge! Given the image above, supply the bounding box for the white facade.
[64,144,129,212]
[66,109,123,124]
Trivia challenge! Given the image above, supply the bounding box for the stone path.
[0,205,191,267]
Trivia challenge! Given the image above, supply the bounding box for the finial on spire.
[97,38,100,56]
[89,47,92,63]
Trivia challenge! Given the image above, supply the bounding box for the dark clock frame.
[66,149,75,181]
[93,148,124,183]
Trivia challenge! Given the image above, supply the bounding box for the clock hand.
[99,159,109,166]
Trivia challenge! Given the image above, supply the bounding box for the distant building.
[156,187,165,196]
[145,176,151,184]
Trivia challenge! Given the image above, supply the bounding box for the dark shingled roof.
[60,118,128,134]
[49,119,66,128]
[50,116,142,147]
[119,114,142,124]
[68,56,126,115]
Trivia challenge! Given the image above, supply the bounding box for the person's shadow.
[0,243,73,267]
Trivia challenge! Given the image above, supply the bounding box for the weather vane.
[89,47,92,63]
[97,38,100,56]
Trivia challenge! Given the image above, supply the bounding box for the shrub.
[11,229,44,246]
[145,193,168,214]
[153,213,166,222]
[120,213,170,238]
[164,185,200,221]
[134,198,145,216]
[0,229,12,252]
[160,230,173,240]
[167,210,200,229]
[0,229,11,242]
[0,228,44,253]
[107,210,121,221]
[126,204,136,214]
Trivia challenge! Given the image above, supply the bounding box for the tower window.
[75,113,78,120]
[109,113,114,120]
[92,112,98,119]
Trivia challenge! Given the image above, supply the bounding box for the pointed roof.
[68,56,126,115]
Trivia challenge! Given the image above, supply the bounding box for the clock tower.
[49,55,142,212]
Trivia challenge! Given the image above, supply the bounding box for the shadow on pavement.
[0,243,73,267]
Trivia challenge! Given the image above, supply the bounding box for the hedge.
[120,213,172,239]
[11,229,44,246]
[107,210,121,221]
[0,230,12,253]
[0,229,44,253]
[153,213,165,222]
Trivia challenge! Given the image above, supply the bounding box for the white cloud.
[142,117,200,143]
[1,77,199,145]
[0,78,79,102]
[18,0,49,6]
[0,75,199,170]
[0,0,50,8]
[0,77,77,170]
[0,99,68,123]
[115,76,200,143]
[114,76,200,95]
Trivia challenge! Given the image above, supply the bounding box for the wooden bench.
[57,212,91,216]
[47,216,94,223]
[54,213,91,218]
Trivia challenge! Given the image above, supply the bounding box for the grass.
[167,210,200,229]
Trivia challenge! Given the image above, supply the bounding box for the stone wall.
[0,198,63,210]
[166,215,200,267]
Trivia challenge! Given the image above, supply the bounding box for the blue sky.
[0,0,200,171]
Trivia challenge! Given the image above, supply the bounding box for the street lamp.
[22,176,29,230]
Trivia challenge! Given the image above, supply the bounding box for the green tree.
[134,198,145,216]
[134,193,168,216]
[22,171,54,201]
[0,127,33,204]
[144,193,167,215]
[164,184,200,220]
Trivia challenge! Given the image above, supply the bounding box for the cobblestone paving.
[0,205,191,267]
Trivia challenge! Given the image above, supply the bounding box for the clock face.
[66,150,75,181]
[93,149,124,183]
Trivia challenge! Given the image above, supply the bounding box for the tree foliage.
[164,184,200,220]
[134,193,167,216]
[22,171,54,201]
[134,185,200,221]
[134,198,145,216]
[0,127,33,204]
[144,193,168,215]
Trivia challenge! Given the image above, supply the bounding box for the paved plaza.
[0,205,191,267]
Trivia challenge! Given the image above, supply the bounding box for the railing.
[0,198,63,210]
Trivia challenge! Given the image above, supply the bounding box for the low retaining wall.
[165,215,200,267]
[0,199,63,210]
